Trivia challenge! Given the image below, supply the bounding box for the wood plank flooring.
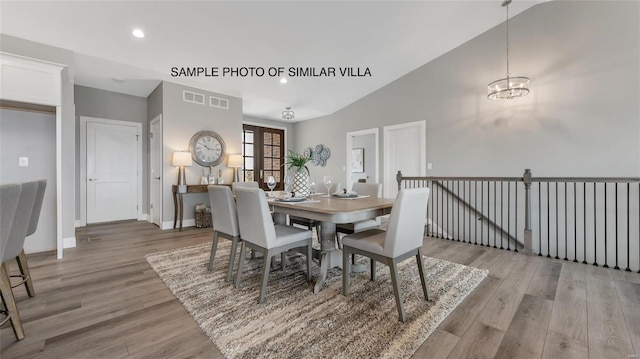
[1,221,639,358]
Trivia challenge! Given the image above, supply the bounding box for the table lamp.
[172,151,192,192]
[227,154,244,182]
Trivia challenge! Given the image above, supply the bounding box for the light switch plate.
[19,157,29,167]
[427,163,433,170]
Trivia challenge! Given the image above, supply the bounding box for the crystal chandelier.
[487,0,530,100]
[282,107,295,120]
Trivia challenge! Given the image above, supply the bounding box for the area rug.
[145,240,488,359]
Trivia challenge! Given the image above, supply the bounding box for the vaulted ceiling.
[1,1,544,121]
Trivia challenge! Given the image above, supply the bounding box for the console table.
[172,184,229,231]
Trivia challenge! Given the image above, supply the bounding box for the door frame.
[242,121,288,187]
[345,128,379,191]
[79,116,143,226]
[149,114,162,226]
[383,120,426,198]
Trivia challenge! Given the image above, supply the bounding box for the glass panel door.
[242,124,285,190]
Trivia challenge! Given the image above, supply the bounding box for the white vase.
[293,170,309,196]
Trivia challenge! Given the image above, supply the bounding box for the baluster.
[603,183,608,268]
[493,181,497,248]
[500,181,504,249]
[574,182,578,263]
[555,182,559,260]
[625,183,630,271]
[507,181,511,251]
[583,182,587,264]
[547,182,551,258]
[593,183,598,266]
[614,183,619,270]
[539,182,542,256]
[564,182,568,261]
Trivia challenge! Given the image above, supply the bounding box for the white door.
[150,116,162,227]
[86,122,138,223]
[383,120,426,198]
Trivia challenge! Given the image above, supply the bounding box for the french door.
[242,124,285,190]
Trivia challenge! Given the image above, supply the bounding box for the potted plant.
[284,150,312,196]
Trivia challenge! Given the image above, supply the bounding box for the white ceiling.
[0,1,543,122]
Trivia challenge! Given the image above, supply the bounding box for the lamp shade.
[227,154,244,168]
[172,151,193,167]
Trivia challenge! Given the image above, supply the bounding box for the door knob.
[155,177,161,180]
[88,178,98,181]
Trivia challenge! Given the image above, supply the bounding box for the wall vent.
[209,96,229,109]
[183,90,205,105]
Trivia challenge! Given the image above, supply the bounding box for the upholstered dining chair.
[207,185,242,282]
[342,187,431,323]
[234,187,313,304]
[14,179,46,297]
[1,181,39,339]
[231,181,258,194]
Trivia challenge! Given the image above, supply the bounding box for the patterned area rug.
[146,240,488,359]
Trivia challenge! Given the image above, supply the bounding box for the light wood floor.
[1,221,639,358]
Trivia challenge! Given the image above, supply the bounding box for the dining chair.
[231,181,258,194]
[14,179,46,297]
[1,181,39,339]
[342,187,431,323]
[335,182,383,250]
[207,185,242,282]
[234,187,313,304]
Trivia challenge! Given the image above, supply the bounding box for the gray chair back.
[26,180,47,237]
[208,185,240,237]
[384,187,430,257]
[352,182,382,198]
[4,181,38,262]
[231,181,258,195]
[235,187,276,248]
[1,184,22,260]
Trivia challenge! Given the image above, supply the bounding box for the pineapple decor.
[284,150,312,196]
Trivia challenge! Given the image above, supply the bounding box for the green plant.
[284,150,312,174]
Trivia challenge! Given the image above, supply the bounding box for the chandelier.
[282,107,295,120]
[487,0,530,100]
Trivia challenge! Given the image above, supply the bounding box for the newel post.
[396,171,403,192]
[523,169,533,255]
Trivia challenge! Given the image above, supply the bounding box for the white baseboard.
[63,236,76,248]
[138,213,149,221]
[161,219,195,230]
[75,220,82,227]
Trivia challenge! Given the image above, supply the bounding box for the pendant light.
[282,107,295,120]
[487,0,530,100]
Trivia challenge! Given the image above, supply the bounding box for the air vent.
[209,96,229,109]
[183,90,205,105]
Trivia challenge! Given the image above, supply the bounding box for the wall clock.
[189,130,226,167]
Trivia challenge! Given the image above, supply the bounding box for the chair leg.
[16,250,35,297]
[259,250,272,304]
[208,231,220,272]
[389,260,406,323]
[281,252,286,271]
[416,248,430,301]
[305,240,312,281]
[342,247,351,296]
[370,259,376,281]
[0,263,25,340]
[235,241,247,288]
[227,237,239,282]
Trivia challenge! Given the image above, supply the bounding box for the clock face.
[189,131,226,167]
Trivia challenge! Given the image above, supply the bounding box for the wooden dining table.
[268,195,395,293]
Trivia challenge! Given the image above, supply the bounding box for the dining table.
[268,194,395,293]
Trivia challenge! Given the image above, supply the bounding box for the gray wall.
[161,82,243,224]
[0,109,57,253]
[0,34,76,244]
[294,1,640,186]
[74,85,149,217]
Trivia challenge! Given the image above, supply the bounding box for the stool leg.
[16,249,35,296]
[0,263,25,340]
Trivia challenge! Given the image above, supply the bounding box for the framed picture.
[351,148,364,173]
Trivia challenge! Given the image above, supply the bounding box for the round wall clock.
[189,130,226,167]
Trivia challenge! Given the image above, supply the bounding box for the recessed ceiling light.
[280,78,288,84]
[132,28,145,38]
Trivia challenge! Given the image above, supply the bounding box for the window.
[242,124,285,190]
